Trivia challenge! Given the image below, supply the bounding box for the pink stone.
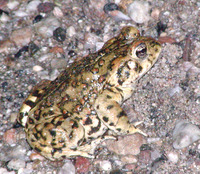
[3,128,17,145]
[75,157,90,173]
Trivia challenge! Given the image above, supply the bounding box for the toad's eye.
[135,43,147,59]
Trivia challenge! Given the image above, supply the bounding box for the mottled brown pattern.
[18,26,161,160]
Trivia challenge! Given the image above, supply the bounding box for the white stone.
[67,26,76,37]
[168,84,182,97]
[127,1,150,23]
[14,11,29,17]
[58,160,75,174]
[147,137,160,144]
[26,0,41,12]
[53,7,64,18]
[7,159,26,170]
[100,160,112,171]
[173,120,200,149]
[0,168,15,174]
[167,152,179,163]
[95,42,104,51]
[33,65,43,72]
[0,13,10,22]
[7,1,19,10]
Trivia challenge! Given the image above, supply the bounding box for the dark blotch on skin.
[49,130,56,137]
[51,148,63,156]
[118,79,123,85]
[40,143,47,147]
[109,122,114,126]
[69,131,73,139]
[107,105,114,110]
[28,118,34,124]
[84,117,93,125]
[106,95,112,99]
[35,147,42,152]
[117,110,126,118]
[25,100,36,108]
[116,128,121,132]
[72,121,79,129]
[88,119,101,135]
[103,116,109,122]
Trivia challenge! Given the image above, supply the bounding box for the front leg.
[94,87,146,136]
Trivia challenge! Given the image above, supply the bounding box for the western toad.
[18,26,161,160]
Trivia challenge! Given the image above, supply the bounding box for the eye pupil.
[136,43,147,59]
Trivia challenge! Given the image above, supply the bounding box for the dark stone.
[156,21,167,36]
[103,3,119,14]
[68,50,77,57]
[37,2,55,13]
[33,14,43,24]
[53,27,66,42]
[28,42,39,56]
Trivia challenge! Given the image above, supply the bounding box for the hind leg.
[25,115,88,160]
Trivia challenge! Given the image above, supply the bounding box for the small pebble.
[33,65,43,72]
[3,128,17,145]
[34,16,60,38]
[0,12,10,22]
[49,46,64,54]
[167,84,182,97]
[138,150,151,164]
[26,0,41,13]
[29,42,40,55]
[84,32,99,50]
[68,50,77,57]
[10,27,32,47]
[182,61,200,74]
[99,160,112,171]
[173,120,200,149]
[15,46,29,58]
[37,2,54,13]
[147,137,161,144]
[0,0,8,8]
[158,36,176,44]
[167,152,179,163]
[53,27,66,42]
[105,134,146,156]
[67,26,76,37]
[49,69,60,81]
[0,39,14,53]
[0,168,15,174]
[9,112,18,123]
[151,150,161,161]
[14,10,28,17]
[29,152,45,161]
[7,159,26,170]
[33,14,43,24]
[75,157,90,173]
[104,3,130,21]
[38,53,54,62]
[51,58,67,69]
[53,7,63,18]
[127,1,150,23]
[58,160,75,174]
[125,163,136,171]
[7,0,19,10]
[121,155,137,164]
[151,8,161,20]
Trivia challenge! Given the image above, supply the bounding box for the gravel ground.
[0,0,200,173]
